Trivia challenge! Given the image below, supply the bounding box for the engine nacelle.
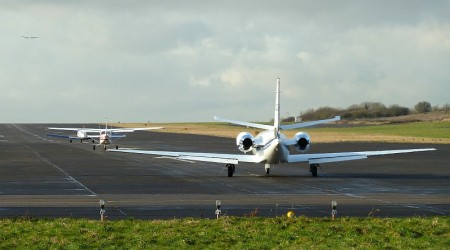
[293,132,311,153]
[236,132,254,153]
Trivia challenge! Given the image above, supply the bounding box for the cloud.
[0,1,449,122]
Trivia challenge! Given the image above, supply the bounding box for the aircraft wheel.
[93,145,96,150]
[226,164,235,177]
[310,164,318,177]
[115,145,119,149]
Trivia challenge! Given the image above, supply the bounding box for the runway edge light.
[215,200,222,219]
[332,201,337,220]
[99,199,106,221]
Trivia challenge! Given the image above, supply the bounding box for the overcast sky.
[1,0,449,123]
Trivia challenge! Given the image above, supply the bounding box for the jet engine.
[293,132,311,152]
[236,132,254,153]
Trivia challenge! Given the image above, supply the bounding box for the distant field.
[1,216,448,249]
[117,121,450,144]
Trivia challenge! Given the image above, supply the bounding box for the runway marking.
[9,133,131,217]
[12,124,54,143]
[20,143,97,197]
[369,198,447,215]
[284,180,447,215]
[343,193,366,199]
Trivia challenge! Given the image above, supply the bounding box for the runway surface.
[0,123,448,219]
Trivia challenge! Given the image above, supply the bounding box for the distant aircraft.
[109,78,435,177]
[22,36,39,39]
[48,123,163,150]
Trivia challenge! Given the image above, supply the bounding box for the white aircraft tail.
[214,78,340,130]
[274,78,281,132]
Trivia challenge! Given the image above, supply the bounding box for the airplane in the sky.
[48,124,163,150]
[109,78,435,177]
[22,36,39,39]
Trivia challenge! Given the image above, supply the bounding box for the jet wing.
[109,134,127,139]
[108,127,164,133]
[108,148,264,164]
[47,127,104,133]
[46,133,87,140]
[48,127,86,131]
[288,148,436,164]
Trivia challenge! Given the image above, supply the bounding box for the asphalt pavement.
[0,123,448,219]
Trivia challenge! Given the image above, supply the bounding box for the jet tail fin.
[215,78,339,131]
[274,78,281,131]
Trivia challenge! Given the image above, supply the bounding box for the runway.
[0,123,448,219]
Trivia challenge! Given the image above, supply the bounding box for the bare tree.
[414,101,432,113]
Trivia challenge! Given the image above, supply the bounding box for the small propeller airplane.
[47,123,163,150]
[109,78,435,177]
[22,36,39,39]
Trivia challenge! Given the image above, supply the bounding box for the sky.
[1,0,449,123]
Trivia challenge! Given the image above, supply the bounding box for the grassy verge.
[309,121,450,139]
[303,121,450,144]
[1,216,448,249]
[117,121,450,144]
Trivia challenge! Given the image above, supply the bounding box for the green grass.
[307,121,450,139]
[1,216,448,249]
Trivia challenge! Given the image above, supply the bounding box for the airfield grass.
[118,121,450,144]
[1,216,448,249]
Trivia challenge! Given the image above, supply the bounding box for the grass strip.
[1,216,448,249]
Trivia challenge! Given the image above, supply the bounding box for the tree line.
[284,101,449,122]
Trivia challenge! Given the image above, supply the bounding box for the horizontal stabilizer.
[280,116,340,130]
[214,116,273,130]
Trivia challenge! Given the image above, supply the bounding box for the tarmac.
[0,123,448,219]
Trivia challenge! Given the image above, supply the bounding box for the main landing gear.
[265,164,271,175]
[310,164,319,177]
[93,145,119,150]
[226,164,235,177]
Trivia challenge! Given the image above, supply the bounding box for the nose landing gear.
[226,164,235,177]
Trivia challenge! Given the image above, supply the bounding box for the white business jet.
[48,123,163,150]
[109,78,435,177]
